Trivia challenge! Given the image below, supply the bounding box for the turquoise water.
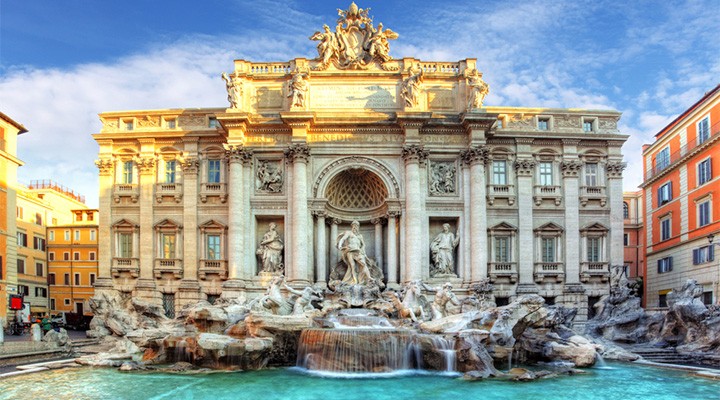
[0,363,717,400]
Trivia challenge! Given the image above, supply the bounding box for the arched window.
[623,202,629,219]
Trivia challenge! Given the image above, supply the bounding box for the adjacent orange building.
[48,209,99,316]
[0,112,27,326]
[623,190,645,303]
[641,84,720,308]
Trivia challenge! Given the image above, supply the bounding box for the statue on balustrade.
[221,72,243,109]
[430,223,460,276]
[400,64,423,108]
[465,68,489,110]
[257,223,284,273]
[287,71,309,108]
[310,24,338,69]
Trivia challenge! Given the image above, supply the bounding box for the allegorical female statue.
[430,223,460,276]
[257,223,284,273]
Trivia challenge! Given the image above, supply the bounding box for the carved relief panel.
[428,160,457,196]
[255,160,284,194]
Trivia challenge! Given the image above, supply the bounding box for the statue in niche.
[465,68,489,110]
[310,24,339,69]
[336,220,374,285]
[221,72,243,109]
[430,163,456,195]
[401,64,423,108]
[422,281,461,320]
[430,223,460,276]
[287,70,309,108]
[256,161,283,193]
[256,223,284,273]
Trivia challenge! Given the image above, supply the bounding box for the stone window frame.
[488,222,517,263]
[199,220,228,261]
[114,149,139,185]
[694,194,712,228]
[658,181,673,205]
[496,114,508,130]
[696,114,711,145]
[535,155,557,187]
[208,116,220,128]
[121,117,135,131]
[658,212,672,241]
[580,222,609,263]
[154,219,183,260]
[536,115,553,131]
[156,147,183,184]
[534,222,564,263]
[162,115,178,130]
[697,156,712,186]
[488,147,514,185]
[200,146,227,184]
[112,219,139,259]
[582,117,598,133]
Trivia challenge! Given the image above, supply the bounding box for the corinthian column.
[606,161,627,267]
[225,144,252,285]
[561,160,582,285]
[94,157,114,290]
[386,211,400,286]
[514,157,536,290]
[136,155,157,300]
[285,143,311,284]
[402,144,428,282]
[462,146,489,282]
[314,211,327,284]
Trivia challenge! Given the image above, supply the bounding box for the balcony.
[199,259,228,280]
[489,262,518,283]
[580,262,609,283]
[533,262,564,283]
[533,185,562,206]
[113,184,139,203]
[487,184,516,205]
[645,121,720,182]
[155,183,183,203]
[200,182,227,203]
[154,259,183,279]
[579,186,607,207]
[111,258,139,278]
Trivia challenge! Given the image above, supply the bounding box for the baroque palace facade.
[93,3,627,323]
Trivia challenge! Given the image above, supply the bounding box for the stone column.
[462,146,490,282]
[561,160,582,286]
[402,144,428,282]
[242,151,255,280]
[372,218,384,271]
[314,211,327,284]
[514,158,537,292]
[136,156,157,300]
[285,143,311,284]
[225,145,246,284]
[606,161,627,267]
[94,158,115,290]
[386,212,399,286]
[329,218,340,269]
[179,155,201,302]
[461,160,471,283]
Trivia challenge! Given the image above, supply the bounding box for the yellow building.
[16,180,89,317]
[1,112,27,325]
[48,209,99,316]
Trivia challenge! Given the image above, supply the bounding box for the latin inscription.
[312,85,398,109]
[308,133,403,143]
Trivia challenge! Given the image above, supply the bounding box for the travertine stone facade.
[93,4,628,325]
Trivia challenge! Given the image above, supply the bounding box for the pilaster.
[606,161,627,268]
[461,145,490,282]
[514,156,537,291]
[561,160,582,285]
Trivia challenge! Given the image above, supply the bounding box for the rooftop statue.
[465,68,490,110]
[221,72,243,109]
[310,2,398,70]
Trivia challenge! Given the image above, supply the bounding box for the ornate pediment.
[310,2,399,71]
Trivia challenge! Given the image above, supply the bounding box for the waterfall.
[428,336,456,373]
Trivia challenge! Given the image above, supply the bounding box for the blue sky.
[2,0,719,207]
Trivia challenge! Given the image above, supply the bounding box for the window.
[17,206,23,219]
[702,292,713,305]
[64,230,70,241]
[17,232,27,247]
[163,293,175,318]
[35,287,47,297]
[583,120,594,132]
[161,234,177,259]
[87,212,94,221]
[17,259,25,274]
[74,274,81,286]
[208,117,219,128]
[585,163,598,186]
[63,252,70,261]
[587,237,601,262]
[539,162,553,186]
[165,160,177,183]
[698,200,711,227]
[207,159,221,183]
[49,252,55,261]
[75,230,81,241]
[660,217,671,241]
[49,230,55,241]
[50,299,56,310]
[35,213,43,225]
[657,257,673,273]
[18,285,29,295]
[90,274,96,286]
[74,252,80,261]
[495,236,511,262]
[496,118,503,129]
[697,116,710,144]
[64,299,70,306]
[64,273,70,285]
[623,233,630,246]
[693,245,714,265]
[89,252,96,261]
[492,160,507,185]
[35,262,43,277]
[118,233,133,258]
[90,230,96,241]
[623,202,629,219]
[656,147,670,171]
[124,119,134,131]
[122,161,134,184]
[658,182,672,205]
[75,212,83,222]
[33,237,46,251]
[48,273,56,285]
[698,158,712,185]
[207,235,221,260]
[165,118,176,129]
[537,118,549,131]
[541,238,555,262]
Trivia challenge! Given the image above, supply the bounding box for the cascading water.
[427,336,456,373]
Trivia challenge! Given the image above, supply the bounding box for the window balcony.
[580,262,609,283]
[579,186,607,207]
[199,259,228,280]
[488,262,518,283]
[200,182,227,203]
[113,184,139,203]
[487,184,516,205]
[111,258,139,278]
[533,185,562,206]
[155,183,183,203]
[533,262,564,283]
[154,259,183,279]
